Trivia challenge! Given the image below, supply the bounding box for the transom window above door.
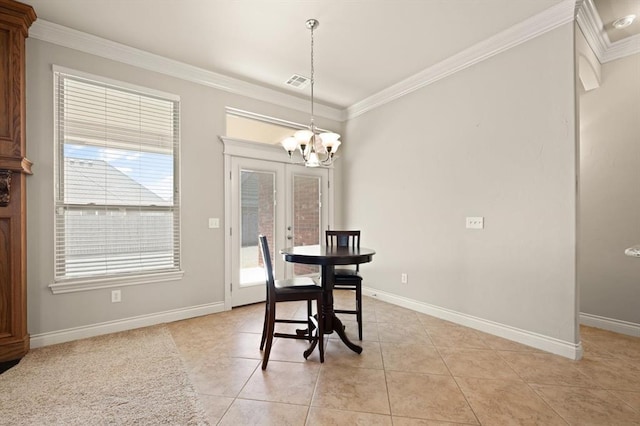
[225,107,333,146]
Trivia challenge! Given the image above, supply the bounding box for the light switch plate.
[208,218,220,229]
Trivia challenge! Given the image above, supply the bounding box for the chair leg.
[303,318,318,360]
[261,301,276,370]
[316,296,324,363]
[260,301,268,350]
[306,299,313,342]
[356,285,363,341]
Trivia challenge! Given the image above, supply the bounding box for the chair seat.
[334,268,361,278]
[274,277,322,294]
[334,273,362,285]
[333,282,359,291]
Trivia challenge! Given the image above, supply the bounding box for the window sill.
[48,270,184,294]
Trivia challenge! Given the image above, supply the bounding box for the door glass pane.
[240,169,274,285]
[293,174,320,275]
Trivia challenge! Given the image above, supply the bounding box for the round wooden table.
[280,244,375,354]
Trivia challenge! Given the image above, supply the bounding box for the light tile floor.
[167,293,640,425]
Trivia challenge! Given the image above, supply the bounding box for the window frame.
[49,66,183,294]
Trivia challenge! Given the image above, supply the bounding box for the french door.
[228,156,329,307]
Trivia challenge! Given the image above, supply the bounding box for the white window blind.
[54,69,181,282]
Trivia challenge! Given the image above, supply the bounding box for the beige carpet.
[0,325,208,425]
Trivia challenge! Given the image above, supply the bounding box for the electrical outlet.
[466,216,484,229]
[401,273,408,284]
[111,289,121,303]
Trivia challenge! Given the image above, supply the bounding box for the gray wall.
[25,38,340,336]
[342,24,579,343]
[579,52,640,326]
[26,23,582,352]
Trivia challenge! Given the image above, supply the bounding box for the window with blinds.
[53,68,181,283]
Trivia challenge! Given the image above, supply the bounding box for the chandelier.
[281,19,341,168]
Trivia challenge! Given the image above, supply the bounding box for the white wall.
[342,24,579,350]
[25,38,341,340]
[579,52,640,331]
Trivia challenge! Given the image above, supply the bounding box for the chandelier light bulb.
[307,151,320,167]
[282,137,298,153]
[320,132,341,154]
[294,129,314,143]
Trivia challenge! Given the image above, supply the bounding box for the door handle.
[287,235,293,240]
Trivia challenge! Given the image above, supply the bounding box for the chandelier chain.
[280,18,341,168]
[310,21,315,126]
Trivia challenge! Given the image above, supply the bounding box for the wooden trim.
[0,0,35,363]
[0,156,32,174]
[0,0,36,36]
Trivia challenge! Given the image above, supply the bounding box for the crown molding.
[28,19,345,122]
[603,34,640,62]
[346,0,576,120]
[576,0,640,64]
[576,0,607,60]
[30,0,632,124]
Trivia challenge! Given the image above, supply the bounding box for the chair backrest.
[326,230,361,271]
[258,235,276,299]
[326,230,360,249]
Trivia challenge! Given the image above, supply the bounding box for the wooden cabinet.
[0,0,35,363]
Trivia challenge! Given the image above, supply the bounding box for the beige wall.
[25,38,340,337]
[342,24,579,345]
[579,52,640,327]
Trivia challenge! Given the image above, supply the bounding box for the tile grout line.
[215,331,263,425]
[304,335,326,424]
[603,388,640,415]
[424,326,483,426]
[493,349,571,425]
[377,320,395,423]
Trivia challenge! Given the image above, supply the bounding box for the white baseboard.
[30,302,226,348]
[580,312,640,337]
[363,287,583,360]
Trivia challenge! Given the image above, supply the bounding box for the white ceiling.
[593,0,640,42]
[21,0,566,110]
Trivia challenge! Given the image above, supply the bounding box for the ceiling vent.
[285,74,310,89]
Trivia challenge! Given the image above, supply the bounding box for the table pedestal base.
[297,313,362,355]
[328,314,362,354]
[296,264,362,355]
[302,315,321,359]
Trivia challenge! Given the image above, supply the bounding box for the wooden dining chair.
[258,235,324,370]
[325,230,363,340]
